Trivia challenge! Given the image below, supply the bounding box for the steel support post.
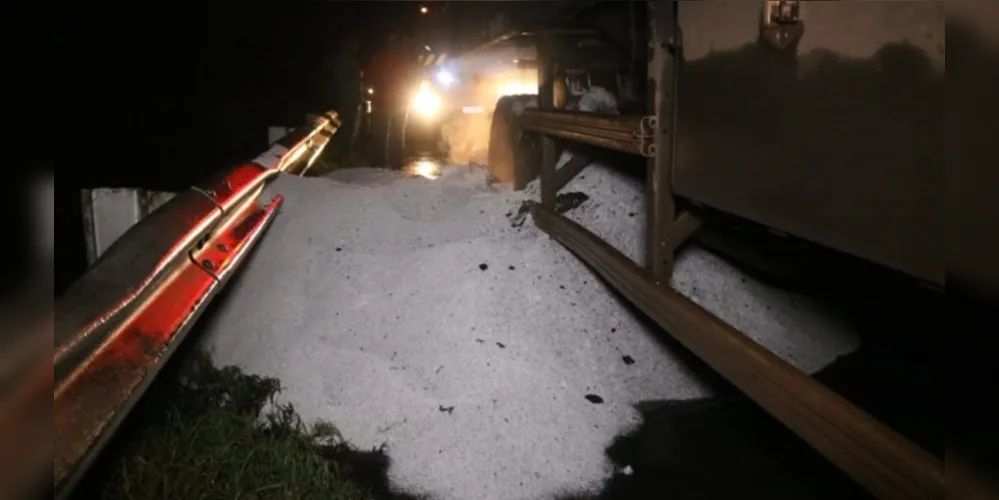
[645,0,683,279]
[538,34,559,209]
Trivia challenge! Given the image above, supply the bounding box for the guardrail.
[52,110,340,499]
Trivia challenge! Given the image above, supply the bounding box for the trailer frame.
[522,1,944,498]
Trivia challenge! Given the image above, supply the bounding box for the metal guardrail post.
[645,0,681,279]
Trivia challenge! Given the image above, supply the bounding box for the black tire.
[487,95,540,189]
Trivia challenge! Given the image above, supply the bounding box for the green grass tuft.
[98,351,374,500]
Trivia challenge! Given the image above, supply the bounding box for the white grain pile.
[196,158,857,498]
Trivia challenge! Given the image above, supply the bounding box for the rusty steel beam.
[537,36,559,209]
[522,109,651,156]
[554,153,592,192]
[646,0,680,279]
[532,206,945,500]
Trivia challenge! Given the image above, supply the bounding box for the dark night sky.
[63,1,530,188]
[69,3,398,187]
[55,1,538,292]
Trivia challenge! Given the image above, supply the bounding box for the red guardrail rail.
[52,110,340,499]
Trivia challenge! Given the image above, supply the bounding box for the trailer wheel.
[487,95,539,190]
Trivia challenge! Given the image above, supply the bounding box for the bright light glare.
[367,87,374,95]
[435,69,455,87]
[420,6,428,14]
[497,79,538,97]
[411,83,442,118]
[410,160,441,179]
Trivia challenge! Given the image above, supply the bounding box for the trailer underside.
[516,1,945,498]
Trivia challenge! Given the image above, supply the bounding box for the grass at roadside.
[94,351,375,500]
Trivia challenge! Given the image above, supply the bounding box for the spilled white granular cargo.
[196,164,858,500]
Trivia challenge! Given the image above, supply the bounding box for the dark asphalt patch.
[555,192,590,214]
[508,192,589,229]
[508,201,534,228]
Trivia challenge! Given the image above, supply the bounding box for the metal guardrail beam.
[52,110,340,499]
[533,206,945,500]
[521,109,653,156]
[253,110,340,176]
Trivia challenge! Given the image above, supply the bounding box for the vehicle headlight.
[411,82,442,118]
[435,69,455,87]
